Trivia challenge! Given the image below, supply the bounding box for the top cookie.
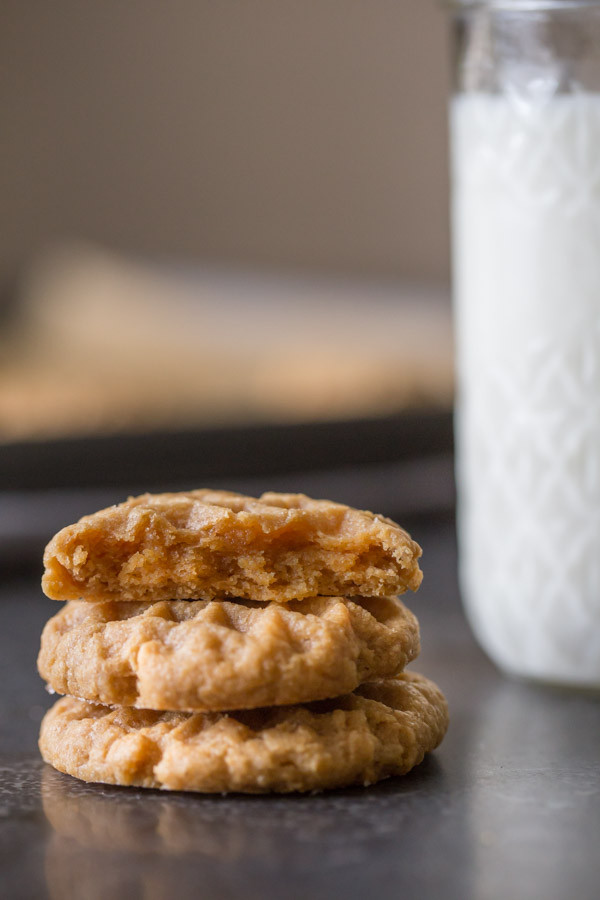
[42,489,422,603]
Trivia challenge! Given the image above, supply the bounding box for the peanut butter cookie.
[38,595,419,711]
[42,490,422,604]
[39,671,448,793]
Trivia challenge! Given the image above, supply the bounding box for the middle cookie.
[38,596,419,712]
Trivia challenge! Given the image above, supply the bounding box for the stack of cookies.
[38,490,448,793]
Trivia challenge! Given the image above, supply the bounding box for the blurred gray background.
[1,0,451,285]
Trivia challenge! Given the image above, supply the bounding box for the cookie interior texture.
[38,596,420,712]
[39,671,448,794]
[42,490,422,604]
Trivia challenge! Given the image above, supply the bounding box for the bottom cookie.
[39,672,448,793]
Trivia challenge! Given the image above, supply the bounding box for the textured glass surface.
[450,3,600,684]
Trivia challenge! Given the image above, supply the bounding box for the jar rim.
[445,0,600,9]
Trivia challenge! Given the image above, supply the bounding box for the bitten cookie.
[38,595,420,711]
[39,671,448,793]
[42,490,422,604]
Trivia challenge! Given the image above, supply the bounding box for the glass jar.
[448,0,600,686]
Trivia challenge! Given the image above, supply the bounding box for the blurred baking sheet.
[0,243,452,442]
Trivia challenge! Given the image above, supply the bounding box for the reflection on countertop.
[41,759,453,900]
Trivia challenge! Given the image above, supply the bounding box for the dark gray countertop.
[1,517,599,900]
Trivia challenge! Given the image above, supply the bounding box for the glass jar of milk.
[449,0,600,686]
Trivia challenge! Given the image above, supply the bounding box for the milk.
[451,93,600,685]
